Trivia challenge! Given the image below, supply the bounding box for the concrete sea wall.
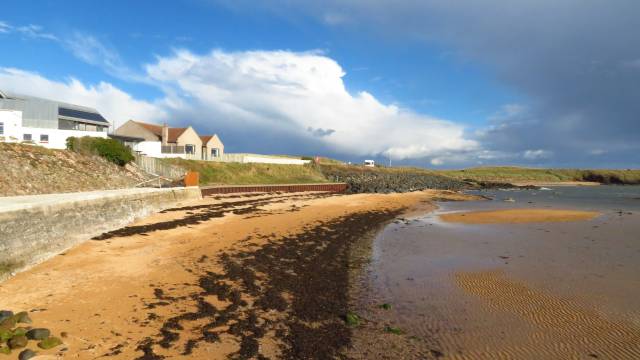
[0,187,202,280]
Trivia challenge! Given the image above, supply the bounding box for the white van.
[364,160,375,167]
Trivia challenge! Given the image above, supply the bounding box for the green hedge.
[66,136,134,166]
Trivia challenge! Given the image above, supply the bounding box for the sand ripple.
[454,270,640,359]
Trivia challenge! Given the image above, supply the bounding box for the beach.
[0,189,474,359]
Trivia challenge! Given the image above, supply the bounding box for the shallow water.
[363,186,640,359]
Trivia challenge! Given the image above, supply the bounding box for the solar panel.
[58,107,108,123]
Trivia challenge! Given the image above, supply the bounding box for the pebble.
[19,349,37,360]
[0,311,13,323]
[26,328,50,341]
[37,336,62,350]
[8,335,28,349]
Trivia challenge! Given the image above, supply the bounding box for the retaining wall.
[0,187,202,280]
[201,183,347,196]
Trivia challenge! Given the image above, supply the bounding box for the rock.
[8,335,28,349]
[37,337,62,350]
[26,329,50,341]
[503,197,516,202]
[12,328,29,337]
[0,345,11,355]
[59,332,68,339]
[0,317,17,331]
[14,312,32,324]
[19,349,37,360]
[0,328,13,342]
[0,311,13,323]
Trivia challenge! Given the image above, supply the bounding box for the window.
[58,119,78,130]
[185,144,195,154]
[23,134,32,141]
[211,148,220,157]
[40,134,49,142]
[0,122,4,135]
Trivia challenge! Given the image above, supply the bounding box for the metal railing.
[133,153,186,180]
[161,145,185,154]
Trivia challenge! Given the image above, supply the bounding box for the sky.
[0,0,638,168]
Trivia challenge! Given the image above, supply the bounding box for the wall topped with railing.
[210,153,311,165]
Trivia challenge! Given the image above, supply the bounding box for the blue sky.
[1,1,638,168]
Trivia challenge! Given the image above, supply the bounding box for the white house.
[113,120,224,161]
[0,90,109,149]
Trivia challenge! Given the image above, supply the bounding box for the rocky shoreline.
[320,166,538,194]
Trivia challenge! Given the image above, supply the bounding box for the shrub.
[66,136,134,166]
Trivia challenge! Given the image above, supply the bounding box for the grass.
[437,166,640,184]
[384,326,403,335]
[161,159,329,186]
[344,312,361,327]
[162,158,640,186]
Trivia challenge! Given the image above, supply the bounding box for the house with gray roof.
[0,90,110,149]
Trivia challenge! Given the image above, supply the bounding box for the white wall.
[243,156,311,165]
[0,109,107,149]
[0,109,23,142]
[132,141,185,159]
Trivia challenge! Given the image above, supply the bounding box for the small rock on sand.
[26,328,50,341]
[8,335,28,349]
[19,349,37,360]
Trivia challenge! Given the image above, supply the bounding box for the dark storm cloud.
[216,0,640,167]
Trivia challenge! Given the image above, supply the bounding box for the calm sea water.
[359,185,640,358]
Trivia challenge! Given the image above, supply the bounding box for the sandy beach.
[0,190,473,359]
[439,208,600,224]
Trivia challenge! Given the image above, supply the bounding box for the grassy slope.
[438,166,640,184]
[163,158,329,185]
[161,160,640,186]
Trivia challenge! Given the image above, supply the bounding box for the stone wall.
[0,187,202,280]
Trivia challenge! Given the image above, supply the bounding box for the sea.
[359,185,640,359]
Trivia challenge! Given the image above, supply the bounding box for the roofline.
[0,90,100,113]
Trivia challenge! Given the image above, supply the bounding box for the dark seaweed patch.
[135,209,401,359]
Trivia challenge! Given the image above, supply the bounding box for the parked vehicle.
[364,159,375,167]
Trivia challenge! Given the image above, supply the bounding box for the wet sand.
[0,189,475,359]
[351,187,640,359]
[439,208,600,224]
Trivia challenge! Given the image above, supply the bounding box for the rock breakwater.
[321,167,466,193]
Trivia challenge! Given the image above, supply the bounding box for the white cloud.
[144,49,477,160]
[15,24,58,41]
[0,68,167,129]
[323,12,351,25]
[63,32,146,82]
[0,21,11,33]
[523,149,552,160]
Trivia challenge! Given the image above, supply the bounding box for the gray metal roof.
[0,89,109,127]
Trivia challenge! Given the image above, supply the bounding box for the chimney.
[162,123,169,145]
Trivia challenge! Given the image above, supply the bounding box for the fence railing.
[133,153,186,180]
[161,145,185,154]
